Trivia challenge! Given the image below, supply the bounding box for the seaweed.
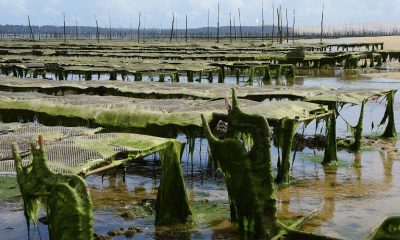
[12,135,94,240]
[201,89,278,238]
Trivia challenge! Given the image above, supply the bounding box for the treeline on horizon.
[0,24,399,40]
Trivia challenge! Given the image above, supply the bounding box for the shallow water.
[0,69,400,239]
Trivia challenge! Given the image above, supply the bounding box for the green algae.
[380,90,397,139]
[322,105,338,165]
[201,89,278,238]
[275,119,299,184]
[0,176,20,201]
[365,216,400,240]
[12,136,94,240]
[155,140,192,225]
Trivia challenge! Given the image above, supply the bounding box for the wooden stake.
[238,8,243,42]
[234,15,236,41]
[108,14,112,40]
[170,12,174,43]
[63,12,66,42]
[75,17,79,40]
[286,8,289,43]
[261,0,264,41]
[137,12,141,43]
[185,14,188,43]
[229,12,232,43]
[207,9,210,41]
[95,15,99,43]
[272,3,275,44]
[292,9,295,43]
[320,3,324,43]
[217,2,220,43]
[28,15,35,41]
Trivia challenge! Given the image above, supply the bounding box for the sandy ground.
[362,71,400,79]
[352,36,400,79]
[353,36,400,51]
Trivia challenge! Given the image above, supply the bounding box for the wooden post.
[143,13,146,42]
[320,3,324,43]
[292,9,295,43]
[38,21,41,41]
[280,5,283,44]
[217,2,220,43]
[272,3,275,44]
[108,14,112,40]
[95,16,100,43]
[63,12,66,42]
[261,0,264,41]
[175,16,178,41]
[169,12,174,43]
[229,12,232,43]
[185,14,188,43]
[238,8,243,42]
[207,9,210,41]
[286,8,289,43]
[137,12,141,43]
[234,15,237,41]
[28,15,35,41]
[75,17,79,40]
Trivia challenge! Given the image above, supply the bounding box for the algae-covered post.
[380,90,397,138]
[275,119,299,184]
[201,89,279,238]
[155,140,192,225]
[12,136,94,240]
[322,104,338,165]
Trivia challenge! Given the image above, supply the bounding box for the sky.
[1,0,400,28]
